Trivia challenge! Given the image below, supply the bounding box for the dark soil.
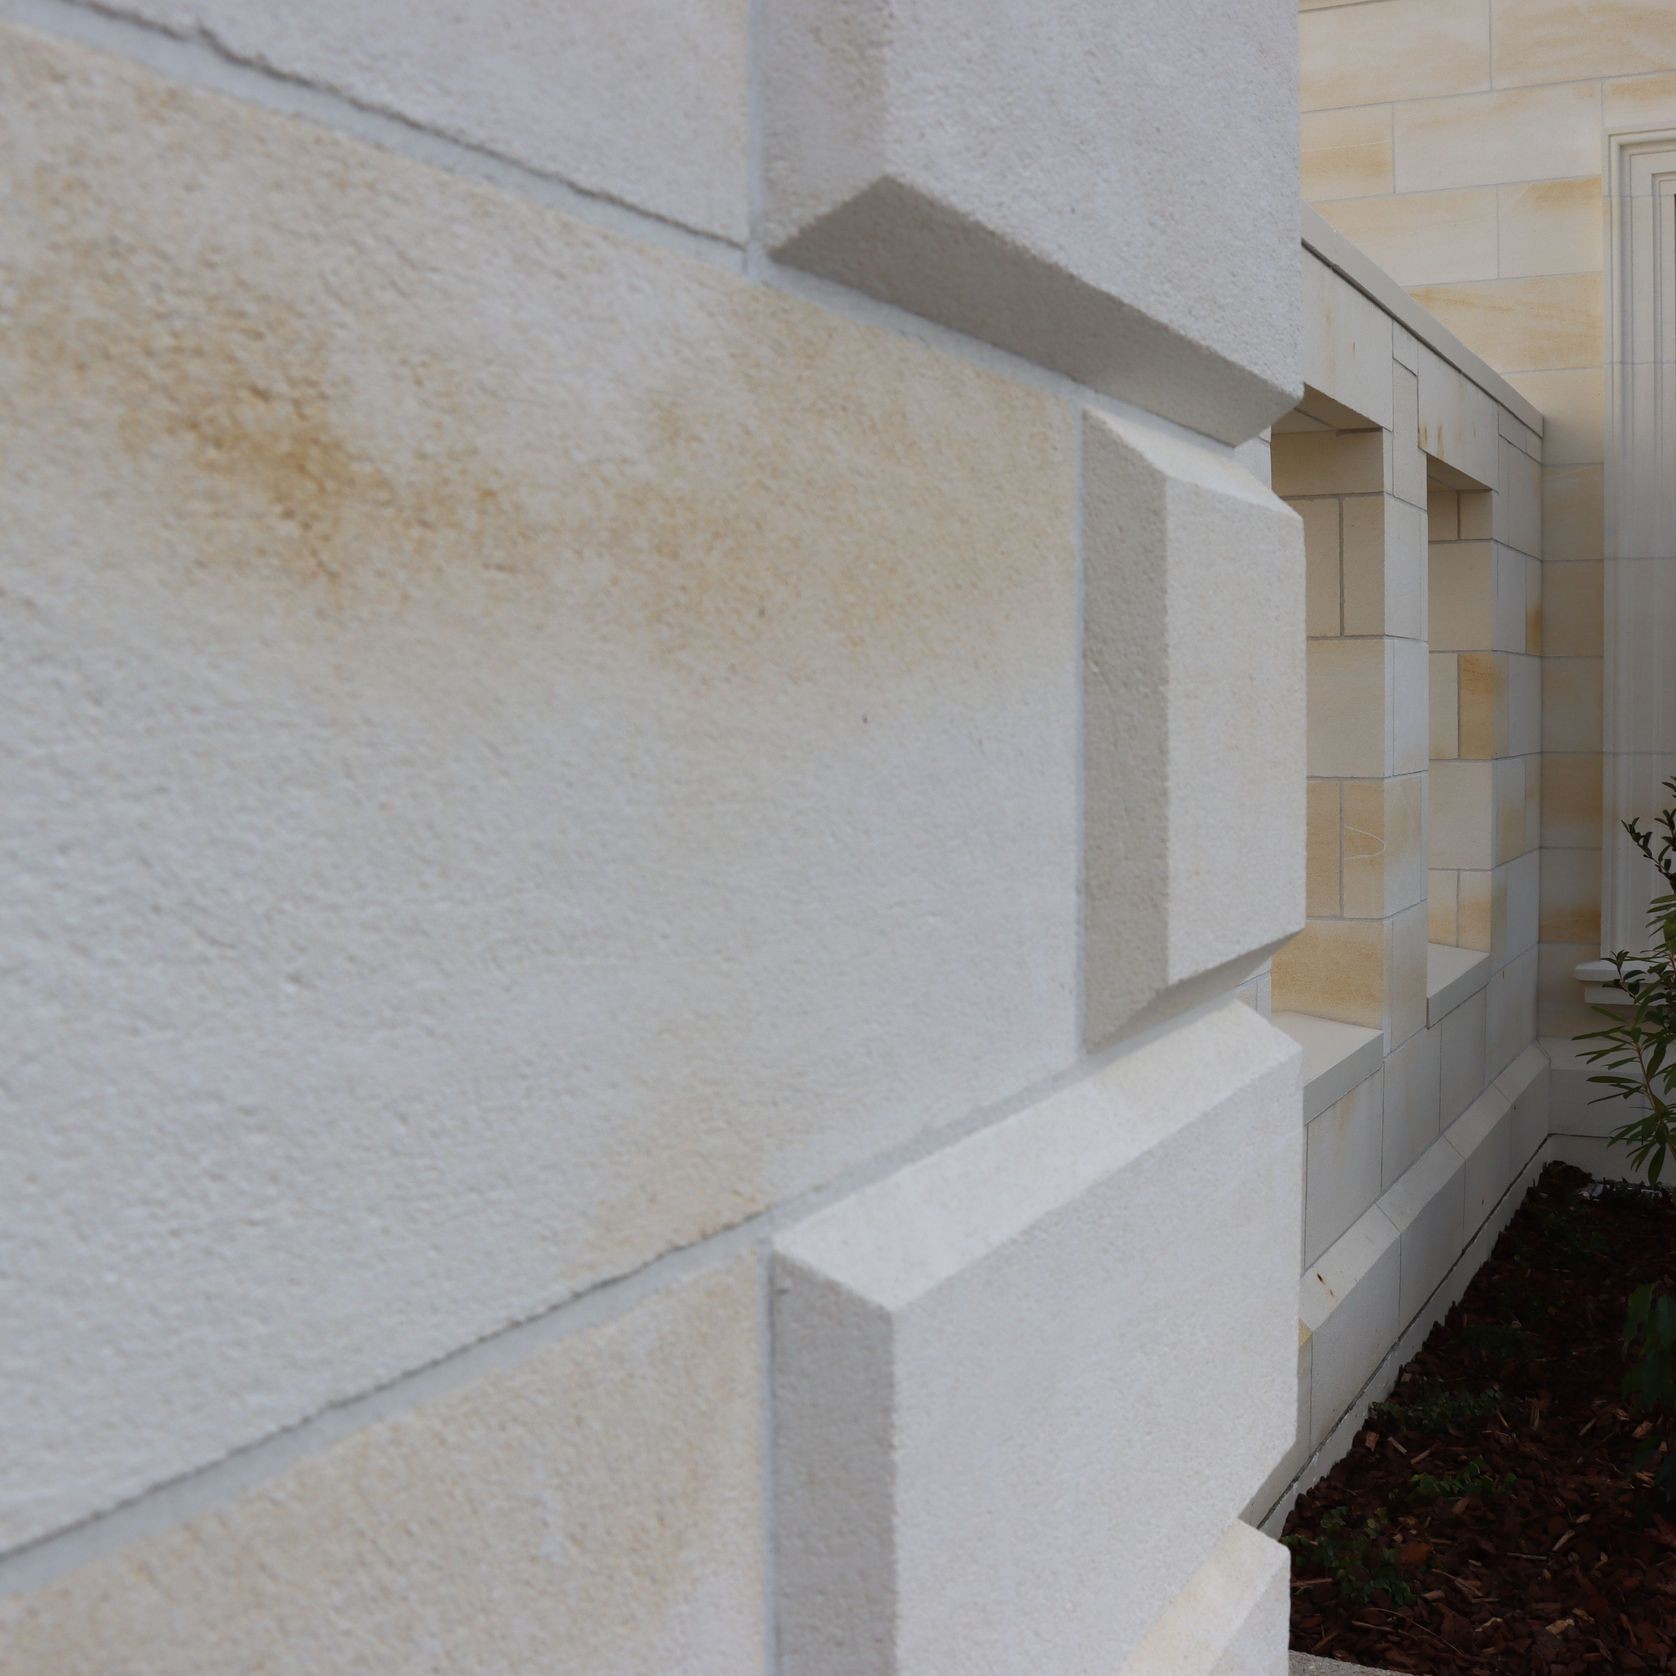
[1285,1162,1676,1673]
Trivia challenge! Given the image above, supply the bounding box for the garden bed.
[1285,1162,1676,1673]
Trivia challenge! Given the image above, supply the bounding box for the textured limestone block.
[1306,1069,1384,1267]
[1246,1323,1313,1526]
[1447,1087,1515,1231]
[0,25,1079,1545]
[1342,495,1425,639]
[83,0,751,238]
[1303,255,1393,430]
[773,1004,1301,1676]
[1084,414,1305,1044]
[1302,1206,1401,1447]
[1381,1137,1467,1326]
[761,0,1302,443]
[0,1259,764,1676]
[1416,346,1496,489]
[1382,1020,1442,1188]
[1496,1043,1551,1165]
[1119,1521,1291,1676]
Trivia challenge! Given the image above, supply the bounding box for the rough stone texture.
[0,1259,764,1675]
[1120,1520,1291,1676]
[85,0,751,238]
[773,1003,1301,1676]
[0,23,1080,1547]
[760,0,1302,443]
[1084,412,1306,1045]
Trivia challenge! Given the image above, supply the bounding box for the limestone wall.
[0,2,1308,1670]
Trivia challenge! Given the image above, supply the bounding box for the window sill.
[1426,943,1490,1027]
[1272,1011,1385,1122]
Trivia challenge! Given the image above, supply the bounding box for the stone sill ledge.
[1273,1010,1384,1122]
[1427,942,1490,1026]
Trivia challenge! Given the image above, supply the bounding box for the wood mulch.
[1285,1162,1676,1674]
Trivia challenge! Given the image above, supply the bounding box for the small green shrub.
[1284,1508,1416,1606]
[1406,1455,1516,1503]
[1369,1384,1503,1433]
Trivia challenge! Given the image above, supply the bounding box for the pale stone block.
[1494,541,1529,649]
[0,26,1082,1542]
[1500,405,1543,460]
[1304,255,1394,429]
[1541,753,1603,846]
[1301,1206,1401,1445]
[1394,325,1421,374]
[1382,1020,1442,1188]
[1459,867,1494,950]
[1429,485,1461,540]
[1495,1043,1551,1165]
[1527,555,1545,654]
[1427,941,1491,1024]
[1245,1324,1312,1525]
[1486,947,1538,1077]
[1543,657,1604,752]
[1611,562,1676,753]
[1343,775,1426,918]
[1541,846,1602,944]
[1430,869,1460,942]
[1391,902,1431,1049]
[1430,540,1495,649]
[1272,428,1388,498]
[0,1260,764,1675]
[1494,756,1529,866]
[1299,497,1344,638]
[1272,918,1385,1031]
[1300,0,1490,110]
[1083,414,1305,1044]
[1416,347,1497,487]
[1427,757,1494,864]
[1507,369,1602,467]
[1604,70,1676,133]
[1237,435,1274,488]
[773,1004,1301,1676]
[1302,106,1395,202]
[1393,637,1430,777]
[1380,1136,1467,1327]
[1306,1069,1385,1266]
[1317,189,1498,287]
[1395,83,1602,194]
[1544,561,1604,657]
[1499,177,1606,280]
[1440,987,1488,1125]
[1543,463,1605,562]
[1344,496,1426,639]
[1508,653,1542,756]
[1460,488,1494,539]
[1431,652,1461,759]
[1491,0,1676,89]
[97,0,750,239]
[1539,942,1602,1038]
[1547,1036,1645,1136]
[1409,274,1605,374]
[1307,780,1343,917]
[1119,1522,1290,1676]
[1500,849,1539,962]
[1447,1086,1515,1233]
[1498,443,1543,561]
[1524,751,1544,853]
[1392,364,1429,509]
[762,0,1302,443]
[1457,650,1507,759]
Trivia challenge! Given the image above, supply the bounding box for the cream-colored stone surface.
[1491,0,1676,89]
[1307,639,1390,778]
[1300,0,1490,111]
[1409,273,1605,373]
[1541,847,1602,943]
[1458,650,1508,758]
[1499,444,1543,562]
[1083,412,1305,1043]
[1304,255,1394,428]
[1342,775,1427,918]
[1459,868,1494,951]
[1272,428,1388,498]
[1431,651,1460,759]
[1302,106,1395,202]
[100,0,751,239]
[1416,347,1496,486]
[1543,561,1605,658]
[1308,779,1343,917]
[0,1259,764,1675]
[1506,370,1604,467]
[1344,495,1426,638]
[1497,179,1606,280]
[1432,760,1495,869]
[1318,189,1498,287]
[1495,756,1529,866]
[1430,869,1460,943]
[0,23,1080,1541]
[1394,83,1602,194]
[1393,364,1427,507]
[1542,753,1603,847]
[1273,918,1386,1030]
[1300,497,1344,638]
[1604,70,1676,131]
[1544,657,1605,752]
[1543,463,1605,562]
[1430,540,1495,649]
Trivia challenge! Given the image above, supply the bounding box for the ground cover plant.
[1284,1164,1676,1673]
